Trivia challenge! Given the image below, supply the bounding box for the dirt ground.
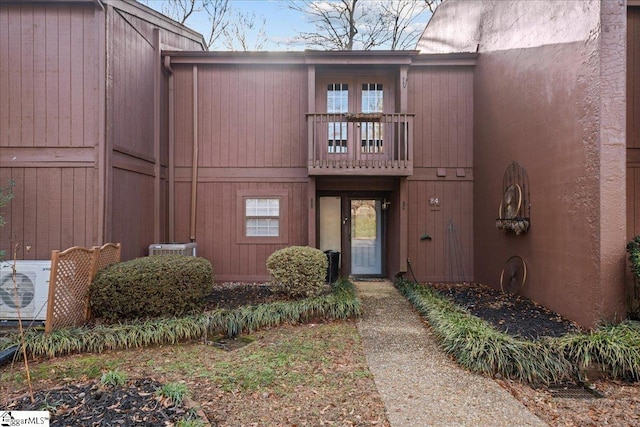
[1,322,389,427]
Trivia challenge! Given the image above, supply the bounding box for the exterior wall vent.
[148,243,197,256]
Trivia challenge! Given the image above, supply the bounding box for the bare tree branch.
[288,0,433,51]
[424,0,444,13]
[288,0,359,50]
[160,0,200,25]
[380,0,429,50]
[148,0,230,50]
[202,0,230,49]
[222,10,268,51]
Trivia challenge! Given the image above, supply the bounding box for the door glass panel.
[361,83,383,153]
[361,83,383,113]
[327,83,348,153]
[351,199,382,275]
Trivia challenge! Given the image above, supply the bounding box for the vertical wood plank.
[48,168,62,251]
[70,6,84,148]
[44,5,59,147]
[200,68,212,167]
[21,5,35,147]
[8,5,22,148]
[33,6,47,147]
[72,168,86,247]
[58,5,71,147]
[0,6,8,147]
[56,168,74,250]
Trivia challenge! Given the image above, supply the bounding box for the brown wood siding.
[0,3,100,149]
[106,6,202,256]
[406,65,474,281]
[628,8,640,240]
[0,3,101,260]
[173,64,308,169]
[170,63,309,280]
[110,8,156,160]
[406,180,473,282]
[409,67,473,169]
[0,167,97,259]
[111,168,155,260]
[173,181,309,281]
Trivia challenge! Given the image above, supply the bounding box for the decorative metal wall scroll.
[496,161,530,235]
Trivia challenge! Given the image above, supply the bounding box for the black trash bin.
[324,250,340,283]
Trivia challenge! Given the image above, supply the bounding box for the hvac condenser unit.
[0,260,51,321]
[148,243,197,256]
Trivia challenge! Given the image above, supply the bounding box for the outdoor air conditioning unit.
[148,243,197,257]
[0,260,51,321]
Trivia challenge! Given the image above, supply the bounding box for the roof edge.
[163,50,476,66]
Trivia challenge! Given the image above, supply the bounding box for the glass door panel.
[350,199,382,275]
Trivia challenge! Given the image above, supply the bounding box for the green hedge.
[90,255,214,321]
[266,246,328,298]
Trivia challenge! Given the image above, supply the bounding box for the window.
[327,83,348,153]
[237,189,289,244]
[245,198,279,237]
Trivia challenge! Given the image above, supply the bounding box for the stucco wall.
[419,0,627,327]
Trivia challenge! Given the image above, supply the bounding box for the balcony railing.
[307,113,414,176]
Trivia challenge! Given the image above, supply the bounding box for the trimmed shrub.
[266,246,328,299]
[90,255,214,322]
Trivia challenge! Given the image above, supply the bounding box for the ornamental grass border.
[395,279,571,385]
[5,279,361,359]
[397,279,640,384]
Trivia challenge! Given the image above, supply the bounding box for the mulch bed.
[202,282,289,310]
[429,282,582,339]
[5,379,198,426]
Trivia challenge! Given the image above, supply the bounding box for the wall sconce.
[382,199,391,210]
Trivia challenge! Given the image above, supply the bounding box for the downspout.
[153,29,161,244]
[163,55,175,242]
[190,65,199,242]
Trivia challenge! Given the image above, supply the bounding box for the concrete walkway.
[355,280,547,427]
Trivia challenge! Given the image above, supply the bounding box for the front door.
[350,199,382,276]
[318,195,385,277]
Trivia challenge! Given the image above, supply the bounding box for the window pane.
[246,198,279,216]
[246,218,279,236]
[327,83,348,113]
[328,122,348,153]
[361,122,384,153]
[361,83,383,113]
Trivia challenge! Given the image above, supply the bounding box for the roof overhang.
[163,50,477,67]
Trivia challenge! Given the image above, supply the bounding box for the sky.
[140,0,434,51]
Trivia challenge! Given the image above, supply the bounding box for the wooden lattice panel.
[45,246,96,333]
[94,243,121,272]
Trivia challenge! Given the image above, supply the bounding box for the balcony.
[307,113,414,176]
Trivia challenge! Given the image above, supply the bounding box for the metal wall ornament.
[496,161,530,235]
